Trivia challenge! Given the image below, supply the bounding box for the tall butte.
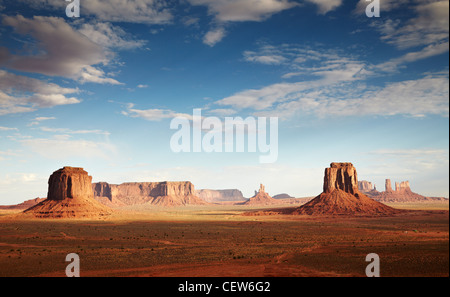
[293,163,400,216]
[24,167,112,218]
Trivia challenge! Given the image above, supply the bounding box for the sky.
[0,0,449,205]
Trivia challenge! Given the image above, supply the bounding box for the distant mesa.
[359,178,447,203]
[23,167,112,219]
[195,189,245,203]
[293,163,400,216]
[241,184,279,206]
[0,197,46,211]
[272,193,294,199]
[93,181,207,207]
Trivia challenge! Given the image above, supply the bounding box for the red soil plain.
[0,164,448,277]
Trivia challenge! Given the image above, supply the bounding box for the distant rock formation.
[360,178,447,203]
[0,198,46,210]
[293,163,400,216]
[196,189,245,203]
[395,181,410,192]
[272,193,294,199]
[24,167,112,218]
[358,181,373,192]
[385,179,393,192]
[93,181,206,207]
[242,184,279,206]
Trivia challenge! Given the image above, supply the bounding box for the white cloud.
[216,43,448,119]
[34,117,56,122]
[373,0,449,49]
[188,0,298,22]
[377,41,449,72]
[28,117,56,127]
[0,126,18,131]
[244,49,288,65]
[203,27,227,47]
[123,104,193,121]
[39,126,111,136]
[79,22,147,50]
[305,0,343,14]
[252,73,449,119]
[78,65,122,85]
[0,70,81,115]
[189,0,298,46]
[1,15,121,84]
[217,47,368,111]
[17,0,173,24]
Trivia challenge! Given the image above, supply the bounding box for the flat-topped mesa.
[323,163,358,194]
[92,181,205,206]
[48,167,94,201]
[196,189,245,203]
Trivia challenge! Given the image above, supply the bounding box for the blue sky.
[0,0,449,204]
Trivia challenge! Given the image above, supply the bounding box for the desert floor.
[0,202,448,277]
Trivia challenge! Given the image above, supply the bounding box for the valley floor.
[0,203,448,277]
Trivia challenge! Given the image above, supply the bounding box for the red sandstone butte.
[293,163,400,216]
[24,167,112,218]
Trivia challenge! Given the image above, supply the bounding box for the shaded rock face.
[323,163,358,194]
[92,181,206,206]
[294,163,400,216]
[196,189,245,203]
[48,167,94,201]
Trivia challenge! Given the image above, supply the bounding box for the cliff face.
[47,167,94,201]
[196,189,245,203]
[323,162,358,195]
[294,163,399,216]
[92,181,206,206]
